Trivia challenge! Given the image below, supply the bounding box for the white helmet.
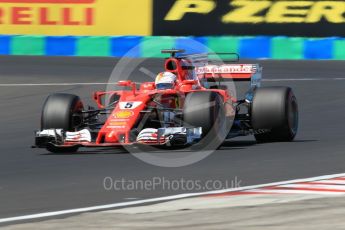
[155,72,177,90]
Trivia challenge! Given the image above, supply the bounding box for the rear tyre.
[41,93,84,153]
[183,91,228,150]
[251,87,298,142]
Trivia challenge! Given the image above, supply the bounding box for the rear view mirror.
[93,92,106,109]
[93,92,120,108]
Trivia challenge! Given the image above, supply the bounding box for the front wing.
[33,127,202,149]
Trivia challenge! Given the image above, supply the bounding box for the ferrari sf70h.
[34,49,298,153]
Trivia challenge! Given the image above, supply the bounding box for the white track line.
[1,78,345,87]
[248,189,345,195]
[1,172,345,224]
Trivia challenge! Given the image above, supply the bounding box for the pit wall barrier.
[0,35,344,60]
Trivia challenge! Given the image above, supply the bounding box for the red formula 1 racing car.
[34,49,298,153]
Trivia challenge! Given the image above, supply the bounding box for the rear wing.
[196,64,262,88]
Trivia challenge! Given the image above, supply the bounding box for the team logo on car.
[109,121,127,126]
[114,111,133,119]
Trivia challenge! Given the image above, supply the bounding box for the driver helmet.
[155,72,177,90]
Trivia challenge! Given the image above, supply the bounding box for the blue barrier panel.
[46,36,76,56]
[304,38,334,59]
[111,36,142,57]
[174,37,208,54]
[239,36,271,59]
[0,35,11,55]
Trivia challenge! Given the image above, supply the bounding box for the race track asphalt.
[0,56,345,223]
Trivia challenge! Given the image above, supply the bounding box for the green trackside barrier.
[76,36,111,57]
[271,37,304,60]
[2,35,345,60]
[11,36,45,56]
[334,39,345,60]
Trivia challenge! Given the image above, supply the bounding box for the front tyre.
[183,91,228,150]
[251,87,298,142]
[41,93,84,153]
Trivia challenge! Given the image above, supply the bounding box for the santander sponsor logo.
[196,64,254,74]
